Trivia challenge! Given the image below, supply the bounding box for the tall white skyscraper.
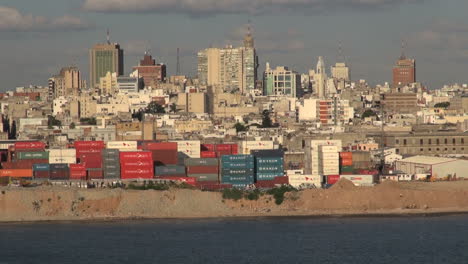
[315,56,327,98]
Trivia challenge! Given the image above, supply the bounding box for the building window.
[436,139,440,145]
[396,149,400,154]
[420,139,423,145]
[453,139,456,145]
[445,138,448,144]
[445,148,448,151]
[462,138,465,144]
[403,139,407,146]
[396,139,400,145]
[428,139,432,145]
[453,148,456,151]
[436,148,440,151]
[420,148,423,152]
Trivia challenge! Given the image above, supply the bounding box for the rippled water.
[1,215,467,264]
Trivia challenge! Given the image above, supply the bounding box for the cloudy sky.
[0,0,467,90]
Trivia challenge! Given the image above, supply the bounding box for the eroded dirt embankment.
[1,180,468,222]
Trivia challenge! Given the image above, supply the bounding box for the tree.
[8,120,16,139]
[170,103,177,113]
[2,117,10,133]
[234,123,248,133]
[361,109,377,119]
[434,102,450,108]
[48,115,61,128]
[261,110,273,128]
[70,122,76,129]
[145,102,166,114]
[132,111,144,122]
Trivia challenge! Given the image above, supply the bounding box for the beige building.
[99,72,118,95]
[174,119,212,133]
[450,96,468,113]
[177,93,208,114]
[382,92,419,114]
[79,94,97,118]
[49,67,84,98]
[376,131,468,156]
[331,62,350,81]
[89,42,124,88]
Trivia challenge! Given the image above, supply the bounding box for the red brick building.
[133,54,166,89]
[392,55,415,86]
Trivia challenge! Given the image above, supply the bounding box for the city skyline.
[1,0,467,90]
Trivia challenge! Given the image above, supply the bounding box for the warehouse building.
[395,156,468,179]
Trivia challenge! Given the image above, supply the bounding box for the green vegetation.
[128,182,170,191]
[361,109,377,119]
[80,117,96,125]
[267,185,297,205]
[222,188,244,201]
[261,110,273,128]
[434,102,450,108]
[48,115,62,128]
[234,122,248,133]
[245,189,262,201]
[146,101,166,114]
[70,122,76,129]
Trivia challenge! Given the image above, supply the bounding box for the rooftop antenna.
[400,40,406,59]
[176,48,181,76]
[338,40,345,63]
[106,28,110,44]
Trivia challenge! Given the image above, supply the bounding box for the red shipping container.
[0,169,33,177]
[231,145,238,155]
[14,142,46,150]
[70,164,86,170]
[187,166,219,174]
[121,168,154,179]
[34,171,49,179]
[201,144,215,152]
[70,171,87,180]
[216,150,231,157]
[215,144,232,152]
[76,148,102,155]
[326,175,340,185]
[74,141,105,149]
[255,180,276,188]
[120,151,152,161]
[120,160,154,167]
[201,151,217,158]
[88,170,103,180]
[142,142,177,151]
[273,176,289,185]
[340,152,353,159]
[79,153,102,169]
[341,158,353,166]
[156,176,197,186]
[151,150,178,165]
[2,159,48,170]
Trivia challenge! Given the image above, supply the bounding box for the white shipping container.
[320,153,339,159]
[48,149,76,158]
[286,169,304,176]
[49,156,76,164]
[289,175,322,189]
[340,175,375,186]
[240,141,275,154]
[174,141,201,158]
[320,146,339,153]
[106,141,138,150]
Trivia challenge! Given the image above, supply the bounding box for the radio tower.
[176,48,181,75]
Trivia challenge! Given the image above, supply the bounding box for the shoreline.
[1,208,468,224]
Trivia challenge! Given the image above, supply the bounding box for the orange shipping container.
[340,152,353,159]
[0,169,33,178]
[340,158,353,166]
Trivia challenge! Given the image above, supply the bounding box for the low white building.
[396,156,468,179]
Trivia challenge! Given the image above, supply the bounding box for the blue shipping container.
[221,168,254,175]
[255,157,284,165]
[256,165,284,173]
[33,164,50,171]
[155,165,186,176]
[256,172,284,180]
[221,161,254,169]
[221,175,254,183]
[221,155,254,162]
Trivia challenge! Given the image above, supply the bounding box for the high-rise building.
[263,63,301,98]
[314,56,327,98]
[132,53,166,89]
[197,27,258,94]
[48,66,84,99]
[331,62,350,81]
[89,33,124,88]
[392,54,415,86]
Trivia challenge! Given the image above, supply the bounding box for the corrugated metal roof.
[399,156,457,165]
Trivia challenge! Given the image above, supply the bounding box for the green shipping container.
[17,152,49,160]
[341,166,354,173]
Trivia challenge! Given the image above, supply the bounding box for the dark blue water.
[1,215,467,264]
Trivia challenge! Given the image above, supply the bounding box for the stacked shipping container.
[185,158,219,182]
[120,151,154,179]
[102,149,120,179]
[252,150,285,182]
[340,152,354,175]
[221,155,255,188]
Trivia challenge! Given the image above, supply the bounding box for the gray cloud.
[83,0,421,15]
[0,6,92,32]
